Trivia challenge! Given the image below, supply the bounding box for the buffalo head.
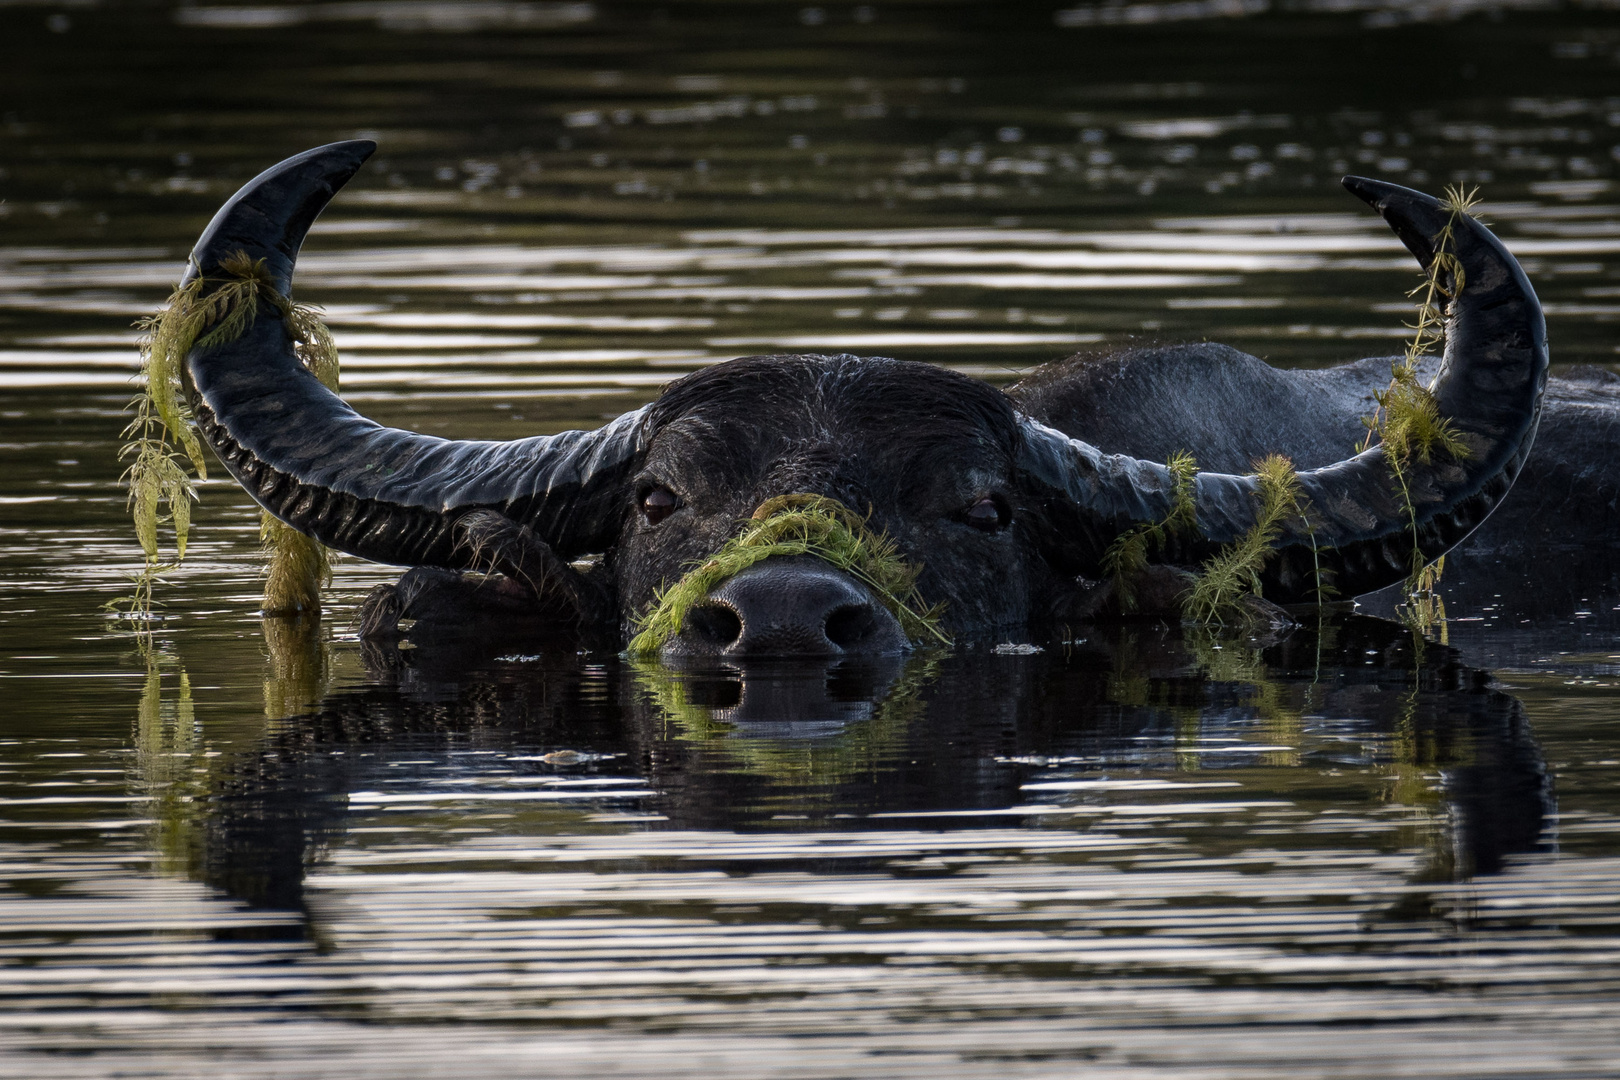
[179,142,1547,657]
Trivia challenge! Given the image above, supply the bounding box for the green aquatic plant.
[1296,496,1337,610]
[258,300,340,616]
[1101,449,1198,612]
[1359,185,1479,611]
[1183,454,1303,626]
[260,513,334,617]
[1101,451,1334,624]
[627,493,950,656]
[115,251,340,618]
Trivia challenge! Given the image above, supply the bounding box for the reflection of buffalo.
[181,142,1561,657]
[200,618,1550,912]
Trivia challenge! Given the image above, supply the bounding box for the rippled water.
[4,3,1620,1077]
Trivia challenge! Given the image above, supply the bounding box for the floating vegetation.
[627,493,949,656]
[1101,449,1198,612]
[1359,185,1480,617]
[1183,454,1303,626]
[114,251,340,619]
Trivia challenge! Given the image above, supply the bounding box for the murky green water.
[4,3,1620,1076]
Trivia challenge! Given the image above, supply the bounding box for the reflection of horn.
[1019,179,1547,602]
[184,142,648,569]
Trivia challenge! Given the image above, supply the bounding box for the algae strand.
[116,251,340,619]
[1358,184,1480,611]
[1101,450,1198,611]
[1182,454,1303,626]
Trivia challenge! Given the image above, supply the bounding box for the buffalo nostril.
[824,604,878,649]
[686,604,743,647]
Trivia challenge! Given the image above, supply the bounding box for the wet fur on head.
[644,353,1020,498]
[615,354,1041,638]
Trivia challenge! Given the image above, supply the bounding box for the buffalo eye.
[640,486,679,524]
[964,495,1009,532]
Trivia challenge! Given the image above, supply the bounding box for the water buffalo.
[180,140,1574,657]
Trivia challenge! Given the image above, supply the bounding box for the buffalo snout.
[664,556,909,658]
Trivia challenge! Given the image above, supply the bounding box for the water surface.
[3,3,1620,1076]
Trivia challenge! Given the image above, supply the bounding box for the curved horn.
[1019,177,1548,602]
[182,142,648,568]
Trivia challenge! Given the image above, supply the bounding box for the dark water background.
[4,2,1620,1076]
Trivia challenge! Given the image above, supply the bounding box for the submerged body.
[167,142,1565,657]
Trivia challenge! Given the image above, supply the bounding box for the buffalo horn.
[1018,177,1548,602]
[182,141,647,569]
